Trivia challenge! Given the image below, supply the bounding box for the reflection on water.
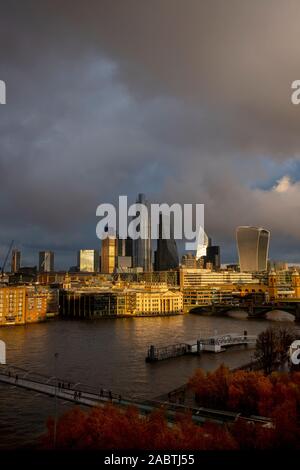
[265,310,295,322]
[227,308,296,322]
[227,310,249,320]
[0,314,297,448]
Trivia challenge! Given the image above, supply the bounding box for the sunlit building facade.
[0,286,59,326]
[195,230,209,259]
[77,249,99,272]
[179,268,254,289]
[101,233,117,273]
[60,286,183,317]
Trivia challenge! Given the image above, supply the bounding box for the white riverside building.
[179,268,254,289]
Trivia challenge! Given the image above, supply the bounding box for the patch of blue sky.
[249,156,300,191]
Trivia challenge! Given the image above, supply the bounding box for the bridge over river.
[0,364,271,427]
[190,300,300,319]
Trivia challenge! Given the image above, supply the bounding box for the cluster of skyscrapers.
[1,215,289,328]
[91,193,221,274]
[96,194,179,273]
[8,196,272,276]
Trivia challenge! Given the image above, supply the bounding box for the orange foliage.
[189,365,300,417]
[227,370,273,416]
[188,365,300,449]
[41,403,237,450]
[231,419,275,450]
[40,368,300,450]
[188,364,230,409]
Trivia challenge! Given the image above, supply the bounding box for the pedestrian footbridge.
[0,364,269,427]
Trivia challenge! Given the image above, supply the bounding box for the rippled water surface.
[0,313,296,448]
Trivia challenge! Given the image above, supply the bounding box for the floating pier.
[146,331,257,362]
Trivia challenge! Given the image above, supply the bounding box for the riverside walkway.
[0,364,271,426]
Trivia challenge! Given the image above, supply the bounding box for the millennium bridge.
[0,364,271,427]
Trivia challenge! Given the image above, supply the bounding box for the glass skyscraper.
[154,213,179,271]
[39,251,54,272]
[101,231,117,274]
[195,230,209,259]
[77,249,99,272]
[133,193,152,272]
[11,249,21,273]
[236,226,270,272]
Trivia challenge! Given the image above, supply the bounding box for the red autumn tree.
[188,364,230,409]
[41,403,238,450]
[41,368,300,450]
[227,370,273,415]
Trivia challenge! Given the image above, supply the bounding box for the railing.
[0,364,272,426]
[0,364,123,400]
[199,334,257,346]
[146,343,188,361]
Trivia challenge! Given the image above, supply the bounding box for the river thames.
[0,313,296,448]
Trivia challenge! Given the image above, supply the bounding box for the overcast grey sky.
[1,0,300,268]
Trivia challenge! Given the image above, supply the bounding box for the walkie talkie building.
[236,226,270,272]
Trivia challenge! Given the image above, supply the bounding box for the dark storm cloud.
[1,0,300,266]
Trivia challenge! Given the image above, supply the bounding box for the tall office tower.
[125,237,133,258]
[154,213,179,271]
[117,237,133,257]
[118,238,126,256]
[77,249,99,272]
[181,253,198,268]
[206,245,221,269]
[133,193,152,272]
[195,230,209,259]
[101,229,117,273]
[11,249,21,273]
[39,251,54,272]
[236,226,270,272]
[116,235,133,272]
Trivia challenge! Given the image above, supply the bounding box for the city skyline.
[1,216,295,272]
[5,221,300,273]
[2,1,300,458]
[2,1,300,268]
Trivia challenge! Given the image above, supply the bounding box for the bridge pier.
[148,345,156,362]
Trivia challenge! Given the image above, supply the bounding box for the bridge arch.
[0,340,6,364]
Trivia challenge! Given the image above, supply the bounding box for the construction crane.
[1,240,14,277]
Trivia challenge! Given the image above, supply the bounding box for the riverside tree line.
[41,326,300,450]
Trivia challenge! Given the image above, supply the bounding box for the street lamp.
[53,352,59,449]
